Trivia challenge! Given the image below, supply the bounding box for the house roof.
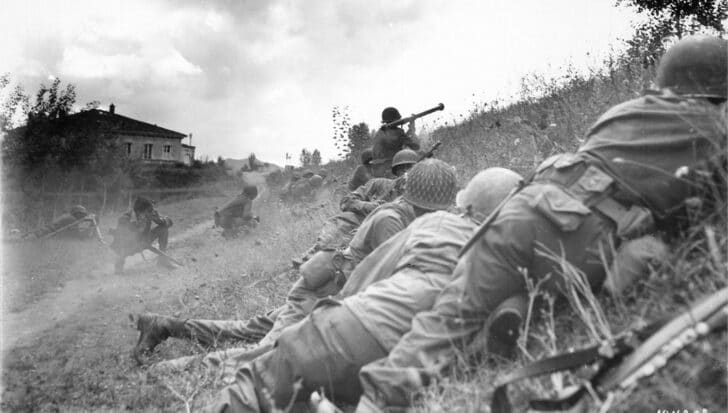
[60,108,187,139]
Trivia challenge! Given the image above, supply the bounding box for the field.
[2,58,726,412]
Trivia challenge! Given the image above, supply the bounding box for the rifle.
[382,103,445,129]
[144,245,185,267]
[419,141,442,161]
[489,287,728,413]
[38,214,98,240]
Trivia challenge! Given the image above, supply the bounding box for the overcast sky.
[1,0,636,165]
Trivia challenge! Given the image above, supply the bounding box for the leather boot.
[130,313,187,364]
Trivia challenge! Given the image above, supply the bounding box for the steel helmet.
[391,149,419,171]
[243,184,258,199]
[309,174,324,188]
[133,196,154,214]
[302,169,314,178]
[456,168,522,220]
[69,205,87,216]
[656,35,728,99]
[403,158,458,211]
[317,169,328,178]
[381,107,402,124]
[360,148,374,165]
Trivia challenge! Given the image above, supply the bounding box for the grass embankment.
[2,58,724,412]
[409,61,727,411]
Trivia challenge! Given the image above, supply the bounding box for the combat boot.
[130,313,187,364]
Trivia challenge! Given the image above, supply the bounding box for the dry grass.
[2,45,726,413]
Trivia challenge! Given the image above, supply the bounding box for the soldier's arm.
[401,127,420,151]
[340,180,382,215]
[370,213,407,249]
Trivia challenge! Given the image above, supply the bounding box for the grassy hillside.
[2,45,724,413]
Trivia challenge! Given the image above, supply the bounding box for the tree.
[618,0,727,38]
[300,148,312,166]
[310,149,322,166]
[347,122,371,161]
[0,74,30,133]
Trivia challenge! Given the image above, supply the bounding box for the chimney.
[109,103,115,114]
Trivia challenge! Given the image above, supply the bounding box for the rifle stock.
[382,103,444,129]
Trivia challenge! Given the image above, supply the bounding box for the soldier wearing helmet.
[370,107,420,178]
[111,196,174,273]
[348,147,375,191]
[131,159,459,364]
[200,167,522,413]
[25,204,97,240]
[356,35,728,412]
[215,184,260,239]
[390,148,418,177]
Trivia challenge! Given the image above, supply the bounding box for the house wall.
[181,145,195,165]
[119,134,184,163]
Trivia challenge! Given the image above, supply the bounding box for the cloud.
[1,0,636,165]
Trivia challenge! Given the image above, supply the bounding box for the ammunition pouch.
[534,153,655,240]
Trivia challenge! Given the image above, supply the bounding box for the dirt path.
[1,217,216,355]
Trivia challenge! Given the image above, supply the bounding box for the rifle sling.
[489,317,670,413]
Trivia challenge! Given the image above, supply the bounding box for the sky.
[0,0,637,166]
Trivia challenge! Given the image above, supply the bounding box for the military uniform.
[205,211,479,413]
[26,206,96,240]
[216,192,257,238]
[111,201,172,273]
[356,90,727,411]
[349,164,373,191]
[370,127,420,178]
[293,177,404,267]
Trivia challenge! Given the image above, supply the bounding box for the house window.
[143,144,153,159]
[125,143,132,155]
[164,145,171,158]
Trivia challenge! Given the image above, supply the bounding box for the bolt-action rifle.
[419,141,442,161]
[382,103,445,129]
[489,287,728,412]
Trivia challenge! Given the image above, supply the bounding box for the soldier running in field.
[215,185,259,239]
[110,196,175,274]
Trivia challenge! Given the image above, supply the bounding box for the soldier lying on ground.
[354,35,727,412]
[22,205,99,241]
[349,147,374,191]
[130,159,458,363]
[214,185,259,239]
[110,196,175,274]
[291,148,419,267]
[201,167,523,412]
[370,107,421,178]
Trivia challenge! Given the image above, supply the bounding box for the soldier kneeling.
[110,196,174,274]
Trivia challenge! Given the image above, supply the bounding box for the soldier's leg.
[204,304,387,413]
[150,224,169,251]
[357,188,612,411]
[135,307,282,346]
[257,273,341,349]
